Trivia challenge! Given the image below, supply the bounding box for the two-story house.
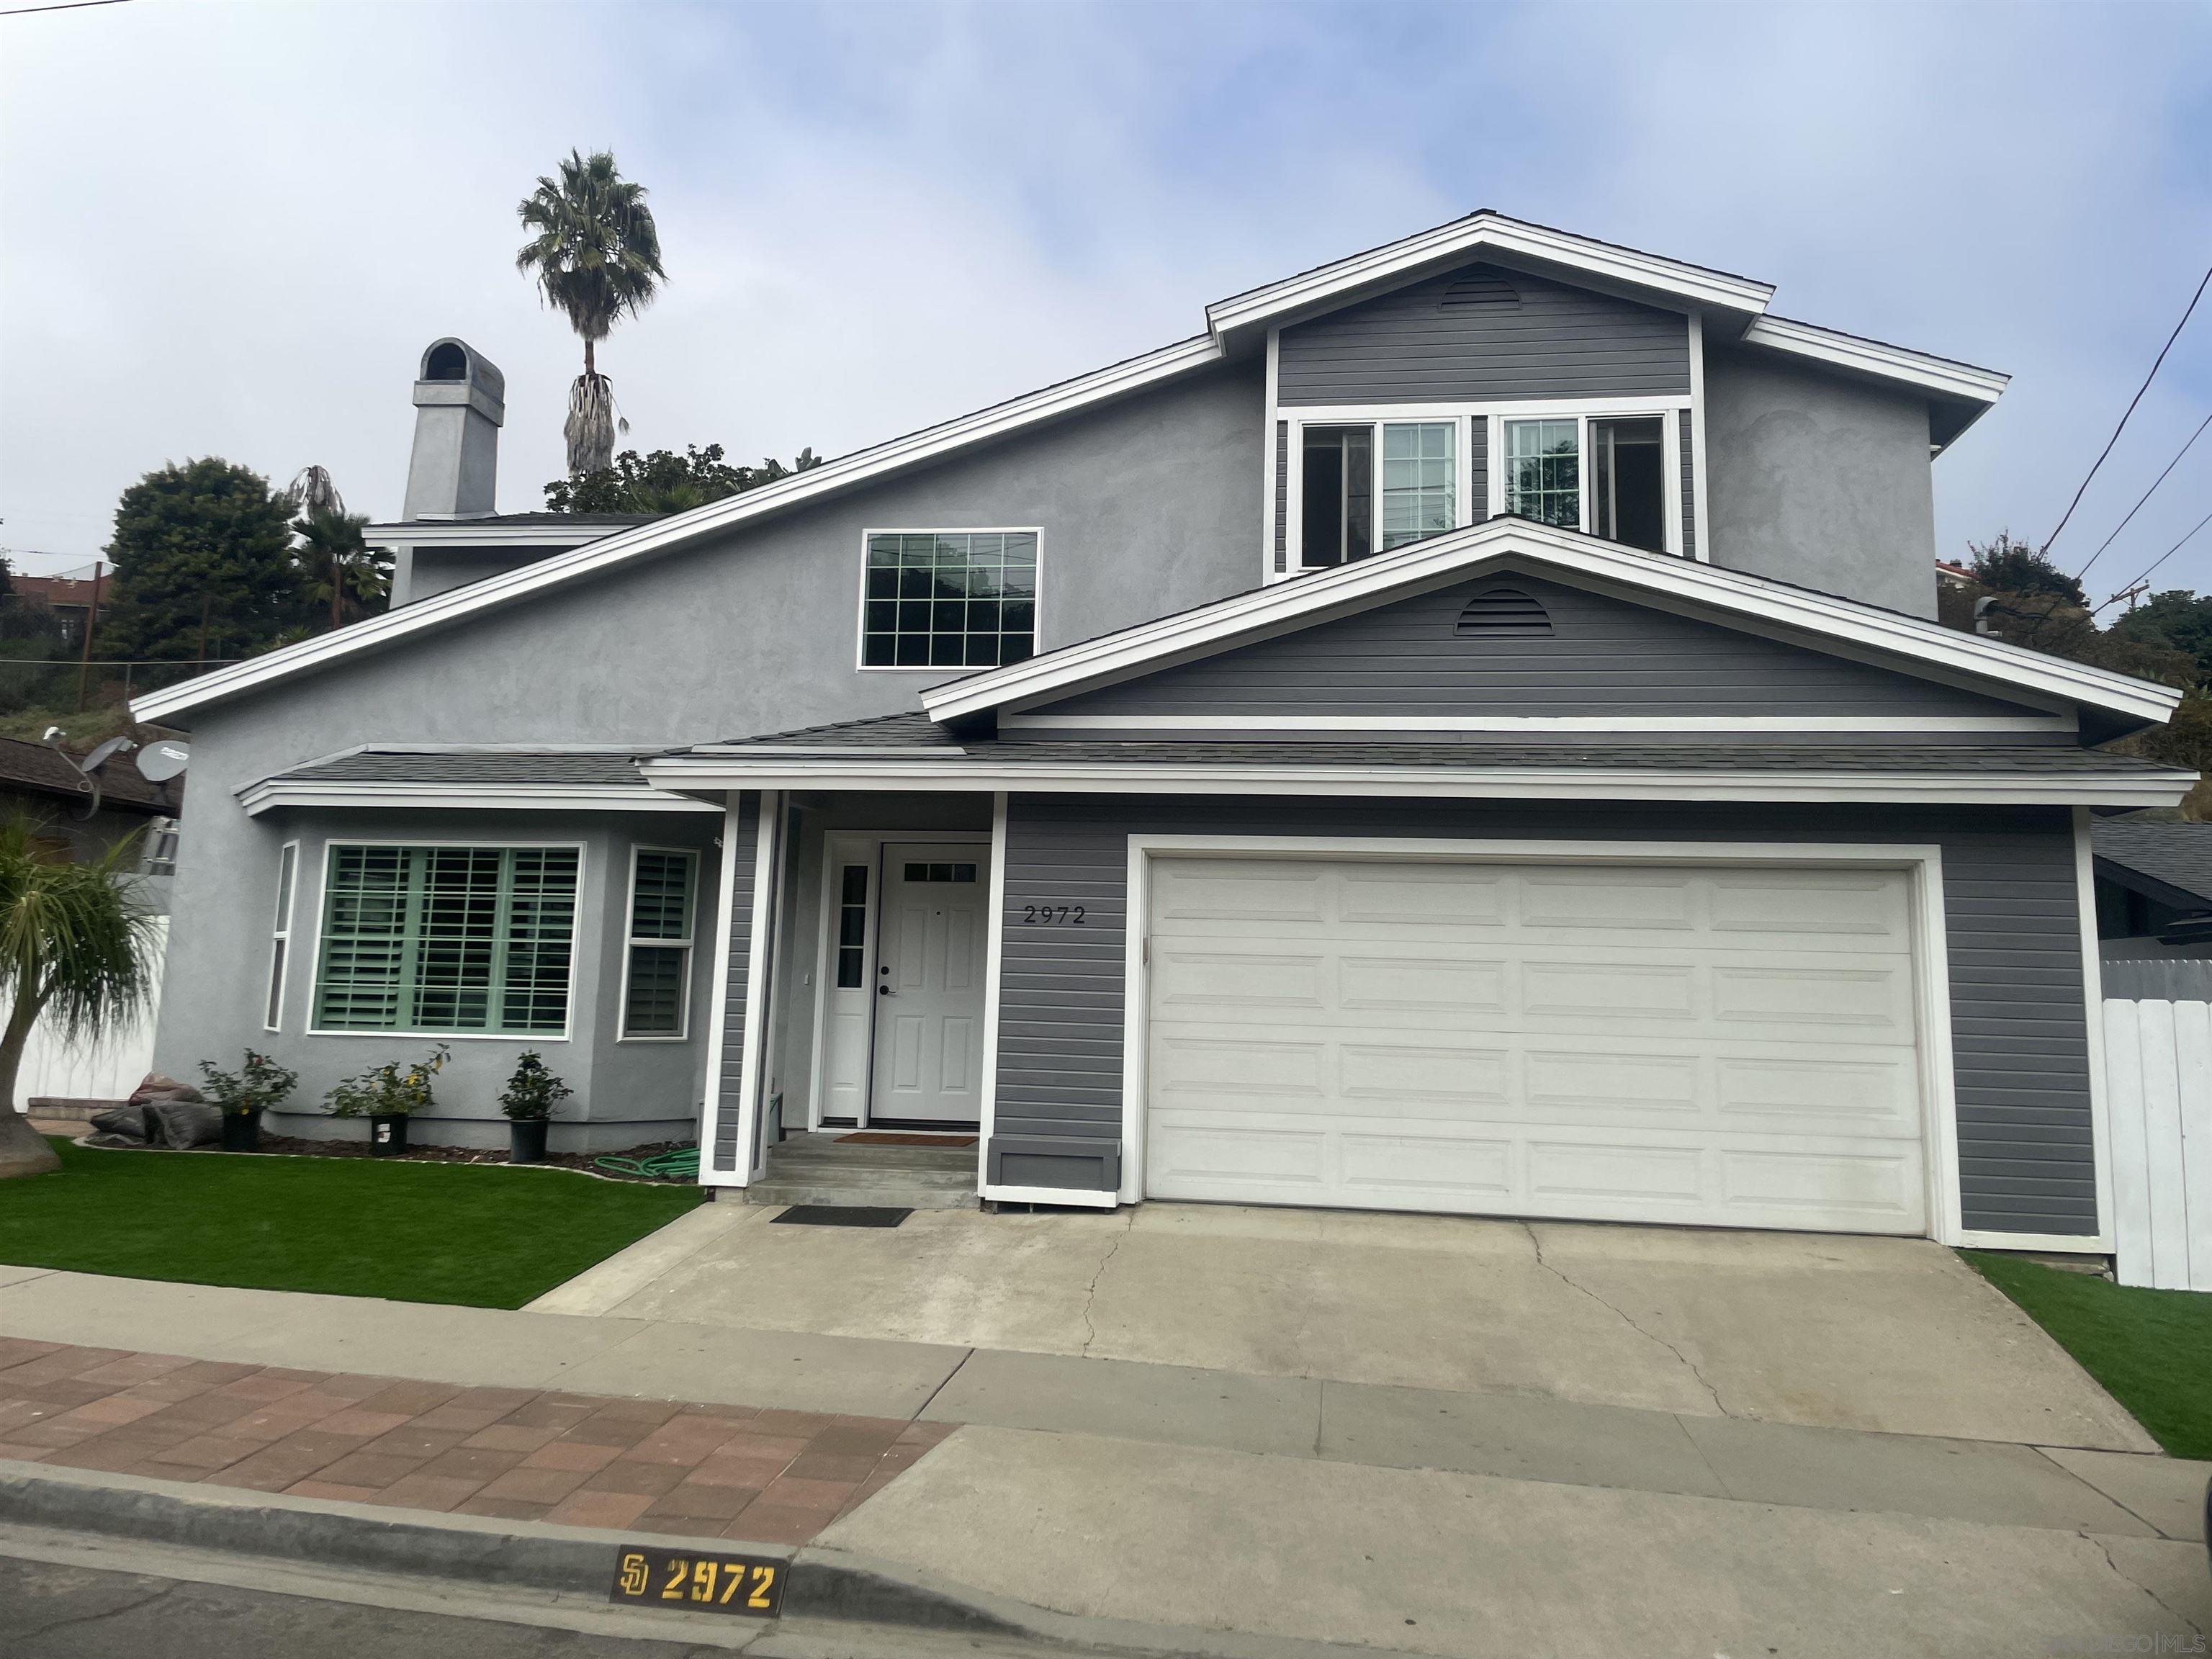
[134,212,2192,1256]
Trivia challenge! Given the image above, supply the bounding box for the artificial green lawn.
[0,1138,705,1309]
[1963,1249,2212,1460]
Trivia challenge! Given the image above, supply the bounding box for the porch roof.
[237,745,715,817]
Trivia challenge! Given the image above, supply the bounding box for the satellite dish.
[136,741,190,783]
[82,736,137,773]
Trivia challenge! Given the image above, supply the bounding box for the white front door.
[1143,856,1929,1234]
[868,843,989,1125]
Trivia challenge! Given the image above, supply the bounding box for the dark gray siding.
[1679,410,1696,559]
[1032,574,2051,724]
[709,794,760,1174]
[1278,263,1691,405]
[993,798,2098,1236]
[1469,418,1488,524]
[1273,421,1287,575]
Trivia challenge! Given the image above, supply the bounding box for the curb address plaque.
[610,1545,786,1617]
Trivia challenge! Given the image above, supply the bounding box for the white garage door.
[1143,856,1929,1234]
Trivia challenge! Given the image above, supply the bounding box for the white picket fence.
[2101,958,2212,1291]
[9,915,168,1110]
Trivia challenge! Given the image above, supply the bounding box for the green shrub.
[325,1043,450,1118]
[197,1048,299,1118]
[499,1051,572,1122]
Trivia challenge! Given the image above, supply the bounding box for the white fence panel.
[10,914,168,1109]
[2102,994,2212,1291]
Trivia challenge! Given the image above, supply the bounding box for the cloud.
[4,0,2211,601]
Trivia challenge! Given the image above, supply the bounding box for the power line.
[2049,259,2212,559]
[0,0,131,15]
[2096,503,2212,613]
[2075,409,2212,581]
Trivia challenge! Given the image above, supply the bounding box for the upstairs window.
[1503,419,1580,529]
[1503,413,1670,553]
[861,531,1038,669]
[1300,420,1457,568]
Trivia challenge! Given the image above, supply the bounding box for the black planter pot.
[508,1118,550,1164]
[368,1113,410,1156]
[220,1110,261,1154]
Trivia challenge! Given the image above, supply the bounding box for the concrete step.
[743,1175,979,1212]
[767,1139,977,1173]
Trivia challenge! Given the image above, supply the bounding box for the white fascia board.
[1000,714,2073,734]
[1205,212,1776,349]
[238,781,719,817]
[919,519,2184,727]
[1740,315,2010,406]
[132,335,1225,725]
[637,755,2195,809]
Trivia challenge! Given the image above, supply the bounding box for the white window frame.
[302,837,587,1042]
[854,526,1046,674]
[618,845,701,1043]
[1275,397,1686,576]
[264,840,299,1033]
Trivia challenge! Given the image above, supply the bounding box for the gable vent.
[1456,588,1552,638]
[1442,270,1521,309]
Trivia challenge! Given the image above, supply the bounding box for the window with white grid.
[1380,422,1456,549]
[312,845,580,1035]
[1503,418,1581,529]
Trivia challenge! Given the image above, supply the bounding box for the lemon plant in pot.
[197,1049,299,1153]
[499,1051,571,1164]
[325,1043,449,1156]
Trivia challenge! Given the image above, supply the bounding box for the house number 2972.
[1022,905,1086,925]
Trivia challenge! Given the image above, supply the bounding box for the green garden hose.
[592,1146,700,1181]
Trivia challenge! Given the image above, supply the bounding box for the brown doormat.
[836,1131,979,1147]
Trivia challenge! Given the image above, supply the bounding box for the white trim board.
[696,799,749,1189]
[639,756,2193,810]
[998,714,2075,734]
[1114,833,1966,1241]
[238,781,718,817]
[727,791,784,1186]
[917,518,2182,727]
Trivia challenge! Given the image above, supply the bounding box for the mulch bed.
[71,1130,698,1184]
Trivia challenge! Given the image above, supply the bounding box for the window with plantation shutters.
[312,845,580,1035]
[621,848,698,1039]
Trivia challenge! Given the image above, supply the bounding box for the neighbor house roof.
[134,212,2012,727]
[0,737,181,817]
[2092,819,2212,909]
[237,745,712,817]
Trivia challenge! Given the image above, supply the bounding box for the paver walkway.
[0,1337,952,1545]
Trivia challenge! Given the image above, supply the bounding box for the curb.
[0,1460,1020,1636]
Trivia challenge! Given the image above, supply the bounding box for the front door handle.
[877,985,889,997]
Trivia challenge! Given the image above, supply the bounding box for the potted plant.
[499,1051,572,1164]
[197,1049,299,1153]
[325,1043,449,1155]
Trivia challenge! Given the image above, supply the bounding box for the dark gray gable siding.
[1027,573,2051,724]
[709,793,760,1174]
[1273,421,1288,575]
[1678,412,1696,559]
[1278,263,1691,405]
[994,797,2098,1237]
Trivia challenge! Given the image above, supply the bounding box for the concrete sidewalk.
[4,1265,2208,1654]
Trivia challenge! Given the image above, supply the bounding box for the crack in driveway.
[2088,1534,2205,1635]
[1521,1222,1730,1417]
[1077,1215,1135,1358]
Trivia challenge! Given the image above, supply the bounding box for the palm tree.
[293,509,387,631]
[0,819,161,1137]
[516,150,666,476]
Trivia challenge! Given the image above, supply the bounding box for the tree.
[0,817,160,1121]
[516,150,666,477]
[292,509,389,631]
[95,459,300,661]
[1966,532,2085,606]
[2111,589,2212,684]
[543,443,823,515]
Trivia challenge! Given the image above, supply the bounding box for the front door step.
[742,1135,979,1211]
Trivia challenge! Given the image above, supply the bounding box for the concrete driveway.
[533,1200,2154,1451]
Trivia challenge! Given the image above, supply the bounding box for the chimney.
[402,338,505,519]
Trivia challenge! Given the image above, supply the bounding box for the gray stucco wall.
[234,806,720,1151]
[1030,572,2046,725]
[155,359,1263,1154]
[1279,263,1691,404]
[994,796,2099,1238]
[1702,342,1939,618]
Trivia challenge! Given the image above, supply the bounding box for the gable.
[1008,572,2062,733]
[1277,262,1692,406]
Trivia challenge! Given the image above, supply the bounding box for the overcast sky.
[5,1,2211,604]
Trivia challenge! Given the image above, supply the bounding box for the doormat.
[771,1205,912,1228]
[835,1132,979,1147]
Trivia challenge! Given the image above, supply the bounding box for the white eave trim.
[1205,212,1776,345]
[917,519,2182,727]
[639,755,2195,809]
[999,714,2074,734]
[238,780,718,817]
[1740,315,2009,405]
[132,334,1226,724]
